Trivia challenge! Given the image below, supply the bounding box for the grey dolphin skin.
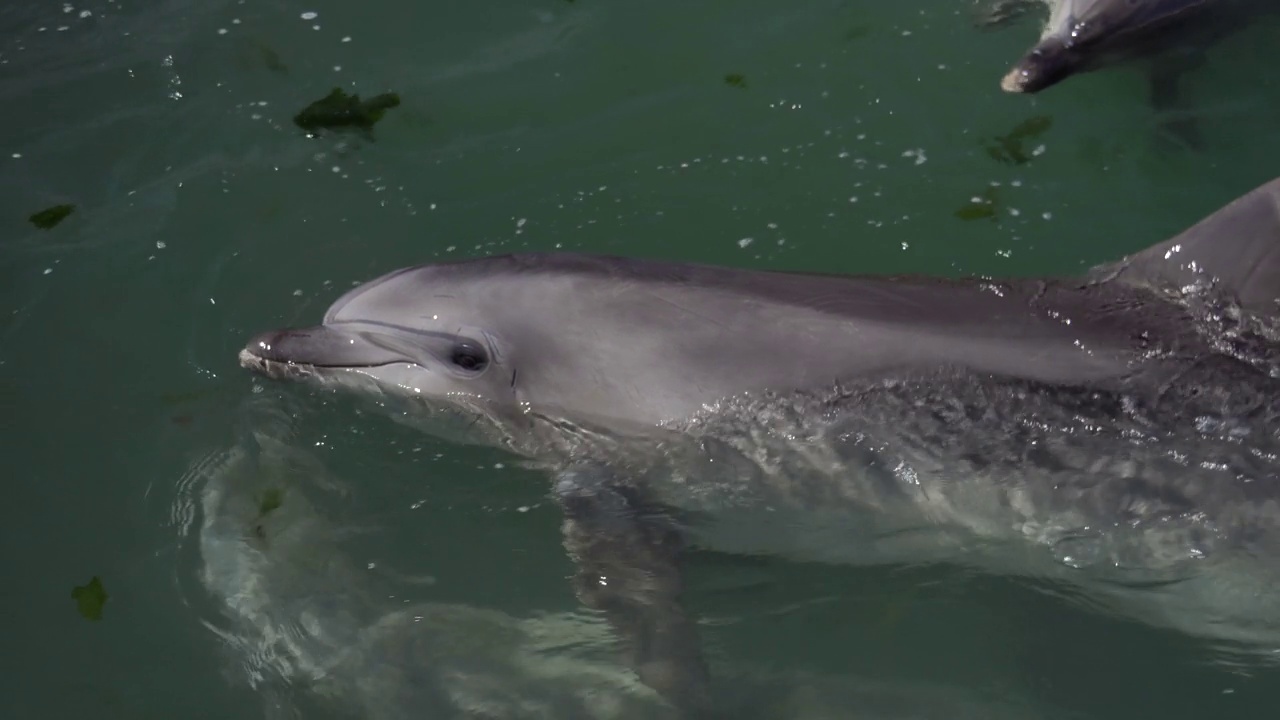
[239,177,1280,715]
[989,0,1264,95]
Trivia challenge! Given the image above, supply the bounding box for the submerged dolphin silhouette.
[239,177,1280,713]
[988,0,1264,95]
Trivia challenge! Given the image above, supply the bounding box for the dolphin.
[986,0,1264,101]
[238,177,1280,714]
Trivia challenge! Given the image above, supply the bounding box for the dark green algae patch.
[257,487,284,517]
[72,576,108,621]
[293,87,401,135]
[29,204,74,229]
[955,115,1054,221]
[984,115,1053,166]
[251,487,285,542]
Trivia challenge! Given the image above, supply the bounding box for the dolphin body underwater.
[192,408,1071,720]
[984,0,1268,96]
[240,177,1280,713]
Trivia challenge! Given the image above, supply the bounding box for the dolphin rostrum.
[239,177,1280,714]
[987,0,1264,97]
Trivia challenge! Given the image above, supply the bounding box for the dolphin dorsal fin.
[1091,177,1280,315]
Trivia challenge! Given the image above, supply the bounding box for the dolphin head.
[239,259,535,440]
[238,253,754,443]
[1000,0,1230,94]
[1001,35,1082,93]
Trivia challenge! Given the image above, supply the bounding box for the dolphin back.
[1090,176,1280,315]
[1061,0,1216,44]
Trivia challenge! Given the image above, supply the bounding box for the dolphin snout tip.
[236,324,414,375]
[242,329,286,360]
[998,71,1029,92]
[237,347,260,370]
[238,329,300,377]
[237,340,308,381]
[1000,67,1031,93]
[238,340,276,376]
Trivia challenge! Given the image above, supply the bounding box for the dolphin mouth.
[237,335,518,452]
[238,348,328,381]
[238,324,416,379]
[1001,52,1054,94]
[1000,65,1034,93]
[1001,38,1077,94]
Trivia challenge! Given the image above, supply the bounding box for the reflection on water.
[183,394,1080,719]
[187,399,666,719]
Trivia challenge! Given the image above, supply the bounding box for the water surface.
[4,1,1280,718]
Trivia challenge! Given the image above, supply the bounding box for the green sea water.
[4,1,1280,718]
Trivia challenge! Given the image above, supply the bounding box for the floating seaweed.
[258,487,284,517]
[72,576,108,621]
[293,88,402,136]
[29,204,74,229]
[985,115,1052,165]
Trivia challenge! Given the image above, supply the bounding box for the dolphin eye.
[450,343,488,372]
